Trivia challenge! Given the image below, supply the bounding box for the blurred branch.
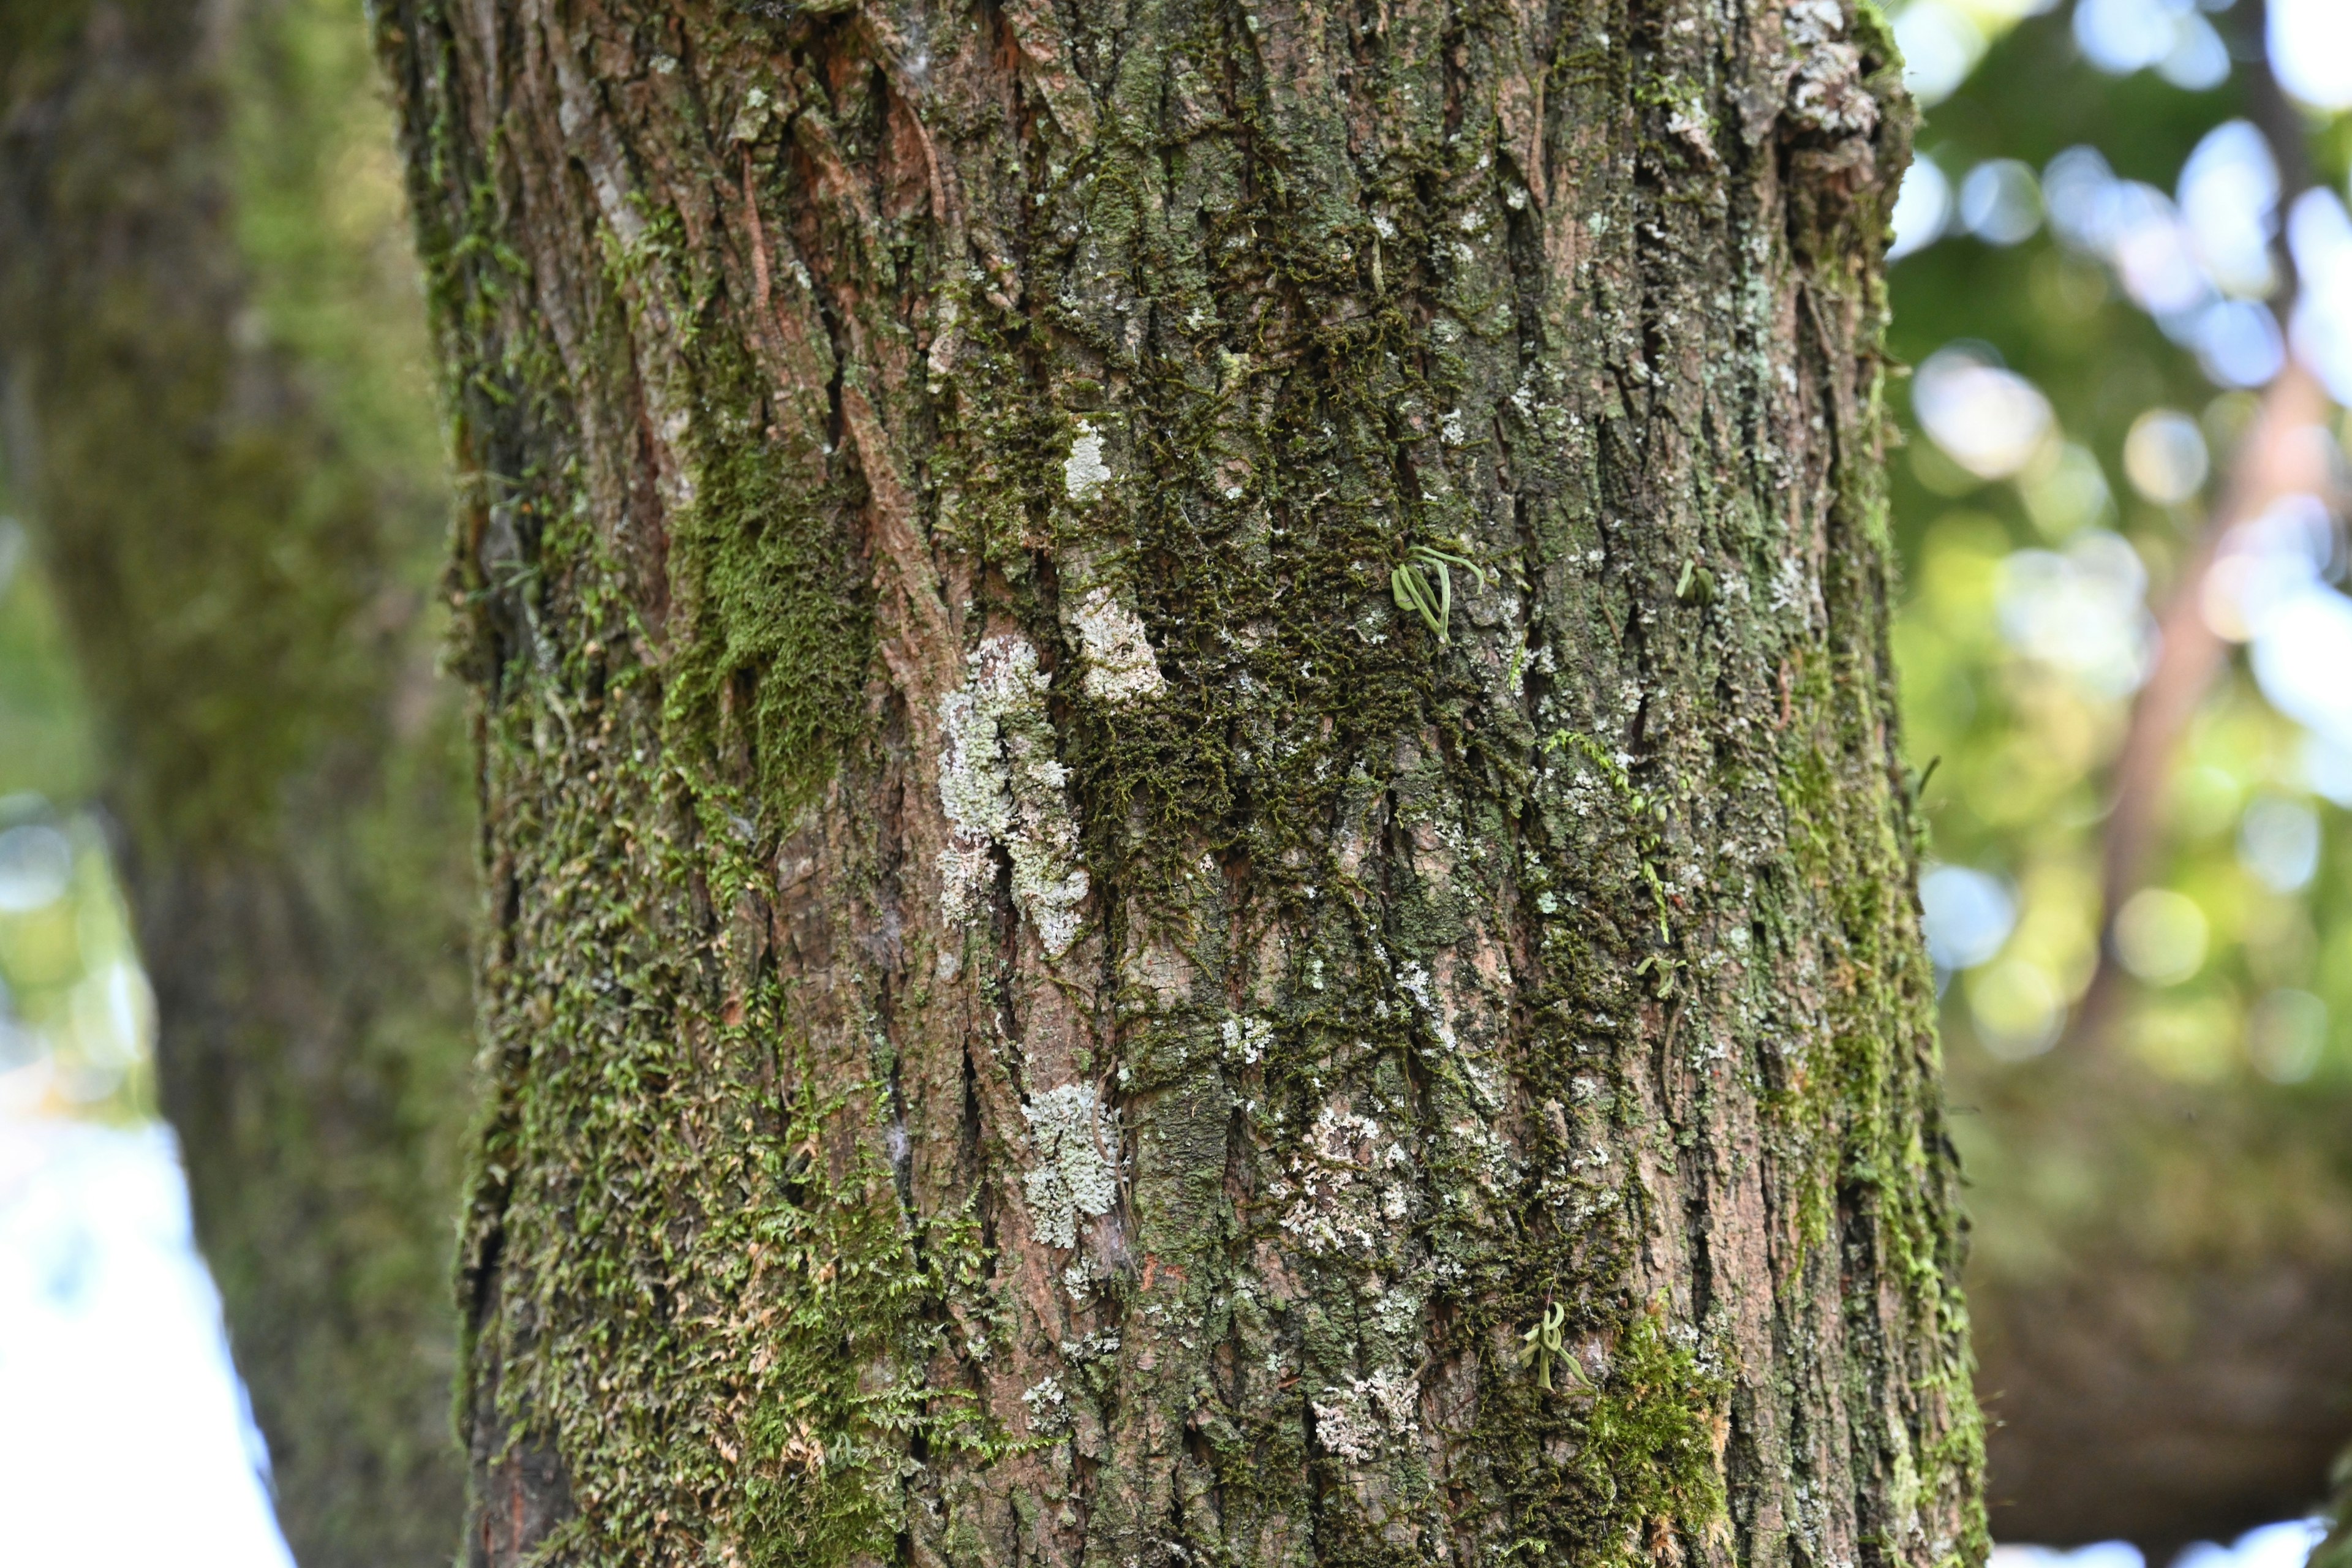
[2068,28,2336,1052]
[2074,360,2330,1047]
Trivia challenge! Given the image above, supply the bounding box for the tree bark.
[0,2,472,1561]
[375,1,1980,1565]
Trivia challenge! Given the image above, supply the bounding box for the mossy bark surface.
[0,2,473,1562]
[375,0,1981,1564]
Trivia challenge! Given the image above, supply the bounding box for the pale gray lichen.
[1783,0,1879,137]
[1021,1374,1072,1436]
[1063,420,1111,502]
[1220,1013,1272,1065]
[1396,963,1457,1052]
[1373,1283,1423,1341]
[1269,1105,1404,1258]
[727,84,773,143]
[1067,586,1165,704]
[1667,94,1719,163]
[1310,1366,1421,1463]
[937,634,1090,954]
[1021,1083,1118,1250]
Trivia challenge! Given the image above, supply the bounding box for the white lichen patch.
[925,293,961,383]
[1783,0,1879,137]
[1021,1084,1119,1250]
[1268,1106,1410,1257]
[1068,586,1165,704]
[1396,963,1458,1052]
[1021,1374,1072,1436]
[1401,960,1509,1115]
[937,635,1090,954]
[728,84,773,143]
[1373,1283,1422,1340]
[1769,555,1811,623]
[1311,1366,1421,1463]
[1667,96,1717,162]
[1220,1014,1272,1065]
[1063,420,1112,502]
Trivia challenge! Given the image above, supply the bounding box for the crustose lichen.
[1020,1082,1118,1250]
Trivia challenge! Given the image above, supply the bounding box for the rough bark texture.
[376,1,1981,1565]
[0,2,473,1562]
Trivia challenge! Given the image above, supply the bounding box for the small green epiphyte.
[1390,545,1490,644]
[1521,1300,1570,1390]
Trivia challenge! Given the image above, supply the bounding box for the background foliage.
[1883,0,2352,1548]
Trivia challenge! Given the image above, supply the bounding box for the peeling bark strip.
[375,0,1980,1565]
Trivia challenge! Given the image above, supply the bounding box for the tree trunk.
[0,2,472,1561]
[375,1,1980,1564]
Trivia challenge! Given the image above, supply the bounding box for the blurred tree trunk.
[376,4,1986,1566]
[0,1,472,1563]
[1960,1052,2352,1556]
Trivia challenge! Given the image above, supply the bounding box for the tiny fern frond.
[1521,1300,1569,1390]
[1392,562,1448,641]
[1392,545,1490,644]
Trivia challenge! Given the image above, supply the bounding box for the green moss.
[663,353,873,822]
[1483,1302,1730,1567]
[455,668,1011,1565]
